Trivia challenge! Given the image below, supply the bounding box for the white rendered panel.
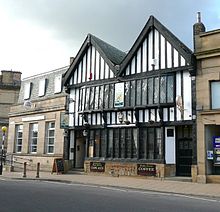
[107,112,111,124]
[163,108,168,122]
[137,48,141,73]
[92,114,96,125]
[148,30,153,71]
[91,46,96,81]
[95,50,100,80]
[169,107,174,121]
[156,109,160,122]
[142,39,147,73]
[131,57,136,74]
[127,111,132,123]
[160,35,166,69]
[78,62,82,84]
[78,114,82,126]
[104,63,109,79]
[88,114,92,125]
[167,42,172,68]
[82,54,86,82]
[144,109,149,122]
[183,72,192,120]
[70,76,73,85]
[100,57,104,79]
[180,56,186,66]
[165,127,176,164]
[97,113,101,125]
[150,109,156,122]
[154,29,159,70]
[110,67,114,78]
[73,69,77,84]
[173,49,179,67]
[176,71,182,121]
[75,89,80,126]
[69,90,75,127]
[139,110,143,123]
[86,47,91,82]
[126,66,130,76]
[112,112,116,124]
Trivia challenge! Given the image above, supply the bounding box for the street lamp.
[0,126,7,175]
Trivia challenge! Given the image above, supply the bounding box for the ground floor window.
[139,127,162,160]
[15,125,23,153]
[45,122,55,154]
[29,123,38,153]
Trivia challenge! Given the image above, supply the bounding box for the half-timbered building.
[63,16,196,177]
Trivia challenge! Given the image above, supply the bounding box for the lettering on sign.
[137,164,156,176]
[90,162,105,172]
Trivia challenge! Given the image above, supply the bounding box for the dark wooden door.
[176,138,192,176]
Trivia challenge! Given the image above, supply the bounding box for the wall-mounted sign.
[114,83,124,108]
[207,150,213,160]
[137,164,156,176]
[60,112,69,129]
[90,162,105,172]
[213,136,220,165]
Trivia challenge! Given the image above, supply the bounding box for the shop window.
[211,81,220,109]
[15,125,23,153]
[29,123,38,153]
[46,122,55,154]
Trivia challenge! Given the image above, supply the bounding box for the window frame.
[45,122,55,154]
[15,125,23,153]
[29,123,38,153]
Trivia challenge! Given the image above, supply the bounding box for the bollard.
[23,162,27,178]
[36,162,40,178]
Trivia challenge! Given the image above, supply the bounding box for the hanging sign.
[114,83,124,107]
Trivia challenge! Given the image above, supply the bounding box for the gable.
[68,44,116,86]
[120,16,194,76]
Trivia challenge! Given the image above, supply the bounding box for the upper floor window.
[54,75,62,93]
[29,123,38,153]
[211,81,220,109]
[24,82,32,100]
[38,79,47,97]
[15,125,23,153]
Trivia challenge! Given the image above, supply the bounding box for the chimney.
[193,12,206,51]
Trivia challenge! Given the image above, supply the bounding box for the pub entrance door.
[176,126,193,177]
[75,131,86,168]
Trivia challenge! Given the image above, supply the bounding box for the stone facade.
[195,22,220,183]
[0,70,21,149]
[7,67,71,172]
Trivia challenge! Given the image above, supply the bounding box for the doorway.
[176,126,193,176]
[75,131,86,168]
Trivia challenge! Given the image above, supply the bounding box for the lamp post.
[0,126,7,175]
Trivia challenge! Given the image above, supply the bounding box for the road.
[0,179,220,212]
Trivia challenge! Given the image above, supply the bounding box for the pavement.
[1,170,220,199]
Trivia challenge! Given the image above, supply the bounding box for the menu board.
[137,164,156,176]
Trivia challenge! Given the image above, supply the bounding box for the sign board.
[114,83,124,107]
[213,136,220,166]
[60,112,69,129]
[90,162,105,172]
[207,150,213,160]
[51,158,65,174]
[137,164,156,176]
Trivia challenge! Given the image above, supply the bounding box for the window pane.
[156,128,162,159]
[142,79,147,105]
[167,75,174,103]
[104,85,109,108]
[99,85,104,109]
[113,129,119,158]
[85,88,90,110]
[89,87,95,109]
[107,129,113,157]
[48,146,54,153]
[160,76,166,103]
[139,128,147,159]
[131,129,137,158]
[94,130,100,157]
[211,81,220,109]
[136,80,142,106]
[130,81,136,106]
[109,84,114,108]
[94,86,99,109]
[148,128,154,159]
[125,81,130,107]
[148,78,153,104]
[154,77,159,104]
[120,129,125,158]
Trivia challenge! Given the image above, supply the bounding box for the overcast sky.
[0,0,219,79]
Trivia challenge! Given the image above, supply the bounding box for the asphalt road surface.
[0,179,220,212]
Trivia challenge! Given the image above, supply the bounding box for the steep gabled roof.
[118,15,195,76]
[63,34,126,86]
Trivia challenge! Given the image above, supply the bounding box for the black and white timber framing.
[63,16,196,176]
